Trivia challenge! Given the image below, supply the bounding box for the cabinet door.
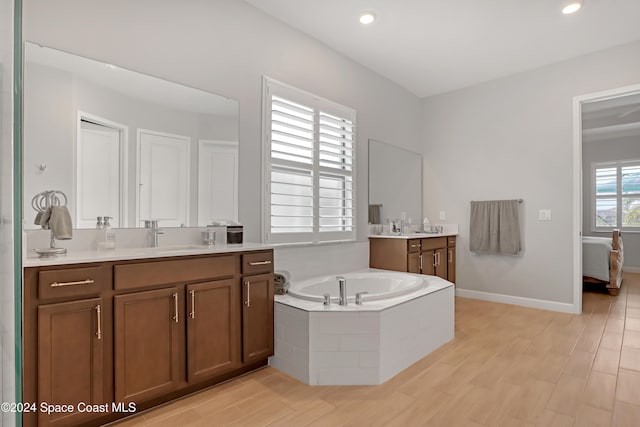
[242,273,274,364]
[115,287,181,403]
[447,246,456,284]
[408,252,421,274]
[435,248,448,279]
[421,250,435,275]
[38,298,104,427]
[187,280,241,382]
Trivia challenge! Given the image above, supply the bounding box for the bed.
[583,229,624,295]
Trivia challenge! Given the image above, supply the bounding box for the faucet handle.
[336,275,346,282]
[356,292,368,305]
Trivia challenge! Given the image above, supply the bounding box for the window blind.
[263,78,356,244]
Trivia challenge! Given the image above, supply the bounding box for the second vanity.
[23,245,274,427]
[369,233,457,283]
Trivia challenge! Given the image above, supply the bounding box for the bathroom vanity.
[23,247,274,427]
[369,234,457,283]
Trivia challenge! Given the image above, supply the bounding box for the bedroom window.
[262,77,356,244]
[593,161,640,231]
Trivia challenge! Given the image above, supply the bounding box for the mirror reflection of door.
[137,129,190,227]
[198,140,239,225]
[76,113,127,228]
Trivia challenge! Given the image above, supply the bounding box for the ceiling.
[245,0,640,98]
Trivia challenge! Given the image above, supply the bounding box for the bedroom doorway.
[574,84,640,312]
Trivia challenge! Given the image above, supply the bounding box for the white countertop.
[24,242,275,267]
[369,232,457,239]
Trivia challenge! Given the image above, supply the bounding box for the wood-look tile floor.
[113,273,640,427]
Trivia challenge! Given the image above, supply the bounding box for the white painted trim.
[572,83,640,316]
[623,266,640,273]
[76,111,129,228]
[455,288,576,314]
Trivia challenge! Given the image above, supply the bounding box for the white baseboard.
[455,288,577,314]
[623,266,640,273]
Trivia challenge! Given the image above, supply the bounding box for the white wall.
[0,0,16,424]
[582,135,640,267]
[23,0,423,251]
[422,41,640,305]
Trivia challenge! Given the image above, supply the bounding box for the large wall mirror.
[23,42,239,229]
[368,139,422,225]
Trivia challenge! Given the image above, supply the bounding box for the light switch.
[538,209,552,221]
[439,211,446,220]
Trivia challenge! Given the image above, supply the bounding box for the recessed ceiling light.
[359,11,376,25]
[562,1,582,14]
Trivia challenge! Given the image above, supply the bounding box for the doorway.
[76,112,128,228]
[573,84,640,313]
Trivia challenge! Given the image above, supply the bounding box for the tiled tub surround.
[270,271,454,385]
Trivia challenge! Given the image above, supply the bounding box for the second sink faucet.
[145,220,164,247]
[337,276,347,306]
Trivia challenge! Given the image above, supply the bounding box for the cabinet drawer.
[38,266,108,300]
[421,237,447,251]
[115,255,236,290]
[448,236,456,247]
[407,239,421,253]
[242,251,274,275]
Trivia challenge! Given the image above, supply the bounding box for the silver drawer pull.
[190,290,195,319]
[249,260,272,266]
[410,244,420,248]
[50,279,95,288]
[244,281,251,307]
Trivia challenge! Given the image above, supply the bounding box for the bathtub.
[269,269,455,385]
[287,272,424,304]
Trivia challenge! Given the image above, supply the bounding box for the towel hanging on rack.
[469,199,521,255]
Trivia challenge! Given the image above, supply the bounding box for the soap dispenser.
[103,216,116,250]
[95,216,104,250]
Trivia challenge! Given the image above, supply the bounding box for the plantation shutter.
[263,78,356,244]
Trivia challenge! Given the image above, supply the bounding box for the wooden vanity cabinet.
[241,251,275,364]
[186,279,241,382]
[24,249,274,427]
[114,287,181,403]
[37,297,106,427]
[24,264,112,427]
[369,236,456,284]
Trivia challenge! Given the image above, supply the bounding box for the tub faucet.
[145,220,164,248]
[337,276,347,306]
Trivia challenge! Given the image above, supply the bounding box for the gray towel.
[38,207,52,229]
[48,206,73,239]
[470,200,520,255]
[369,204,381,224]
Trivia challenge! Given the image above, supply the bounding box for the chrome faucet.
[337,276,347,306]
[145,220,164,247]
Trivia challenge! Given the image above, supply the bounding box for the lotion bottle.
[103,216,116,249]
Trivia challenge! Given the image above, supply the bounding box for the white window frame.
[262,77,357,244]
[592,159,640,232]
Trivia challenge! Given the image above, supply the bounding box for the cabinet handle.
[433,253,438,267]
[249,260,272,266]
[448,249,453,263]
[244,281,251,307]
[189,290,195,319]
[419,254,423,272]
[410,244,420,248]
[172,293,179,323]
[95,304,102,340]
[50,279,95,288]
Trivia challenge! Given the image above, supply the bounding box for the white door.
[198,140,239,225]
[77,117,126,228]
[138,130,190,227]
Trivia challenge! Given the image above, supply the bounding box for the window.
[593,160,640,231]
[262,77,356,244]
